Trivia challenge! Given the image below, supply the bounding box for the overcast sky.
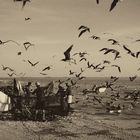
[0,0,140,77]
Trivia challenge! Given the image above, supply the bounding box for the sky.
[0,0,140,77]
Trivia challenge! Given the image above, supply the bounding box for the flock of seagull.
[0,0,138,113]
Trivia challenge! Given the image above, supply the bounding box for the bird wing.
[96,0,99,4]
[99,48,108,52]
[33,61,39,66]
[28,60,33,65]
[123,45,131,53]
[78,25,87,30]
[4,40,20,46]
[110,0,119,11]
[78,29,88,38]
[22,0,27,8]
[64,45,73,59]
[136,51,140,58]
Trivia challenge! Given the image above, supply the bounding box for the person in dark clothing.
[25,82,33,106]
[33,82,46,121]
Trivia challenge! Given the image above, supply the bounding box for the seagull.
[23,42,34,51]
[14,0,31,9]
[123,45,136,57]
[103,60,111,64]
[129,75,137,82]
[8,72,16,77]
[111,65,121,73]
[109,0,122,12]
[40,72,47,76]
[61,45,76,64]
[0,39,20,46]
[28,60,39,67]
[69,70,75,75]
[42,66,52,71]
[100,48,121,60]
[90,35,100,40]
[1,65,14,72]
[79,57,87,62]
[87,61,94,68]
[108,39,120,45]
[110,76,119,82]
[96,0,99,4]
[78,26,90,38]
[25,17,31,21]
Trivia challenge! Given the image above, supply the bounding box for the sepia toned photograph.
[0,0,140,140]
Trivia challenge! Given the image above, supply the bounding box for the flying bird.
[78,26,90,38]
[111,65,121,73]
[0,39,20,46]
[42,66,52,71]
[103,60,111,64]
[28,60,39,67]
[1,65,14,72]
[108,39,120,45]
[61,45,76,64]
[90,35,100,40]
[100,48,121,60]
[8,72,16,77]
[14,0,31,9]
[96,0,99,4]
[129,76,137,82]
[23,42,34,51]
[40,72,47,76]
[25,17,31,21]
[17,52,22,55]
[123,45,135,57]
[109,0,122,12]
[69,70,75,75]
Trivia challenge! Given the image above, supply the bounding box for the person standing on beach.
[33,82,46,121]
[25,82,33,106]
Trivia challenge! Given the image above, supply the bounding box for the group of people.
[23,81,72,121]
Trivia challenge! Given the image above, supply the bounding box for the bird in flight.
[103,60,111,64]
[108,39,120,46]
[25,17,31,21]
[69,70,75,75]
[0,39,20,46]
[2,65,14,72]
[23,42,34,51]
[28,60,39,67]
[123,45,140,58]
[90,35,100,40]
[111,65,121,73]
[40,72,47,76]
[17,52,22,55]
[96,0,99,4]
[14,0,31,9]
[100,48,121,60]
[42,66,52,71]
[110,0,122,12]
[129,76,137,82]
[8,72,16,77]
[78,25,90,38]
[61,45,76,64]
